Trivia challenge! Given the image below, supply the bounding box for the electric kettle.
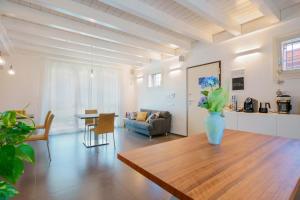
[259,102,271,113]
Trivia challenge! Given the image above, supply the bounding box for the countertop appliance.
[244,97,258,113]
[276,95,292,114]
[259,102,271,113]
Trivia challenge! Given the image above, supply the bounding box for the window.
[148,73,161,88]
[281,37,300,71]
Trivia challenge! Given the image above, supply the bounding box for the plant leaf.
[0,181,18,199]
[10,158,24,183]
[0,145,16,183]
[1,112,16,128]
[16,144,35,163]
[201,90,209,96]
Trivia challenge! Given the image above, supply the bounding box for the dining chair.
[26,114,55,161]
[84,109,98,143]
[89,113,116,149]
[35,111,52,129]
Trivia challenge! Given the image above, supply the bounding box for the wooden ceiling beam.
[174,0,241,36]
[0,0,176,55]
[22,0,191,50]
[99,0,212,42]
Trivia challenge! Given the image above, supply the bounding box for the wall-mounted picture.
[231,69,245,91]
[232,77,244,90]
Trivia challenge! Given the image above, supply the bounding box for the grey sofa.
[124,109,171,139]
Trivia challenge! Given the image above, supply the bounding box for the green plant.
[0,111,35,199]
[198,76,228,112]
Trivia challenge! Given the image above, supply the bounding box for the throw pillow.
[146,112,160,123]
[136,112,148,121]
[130,112,137,120]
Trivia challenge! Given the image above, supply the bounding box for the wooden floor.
[15,128,182,200]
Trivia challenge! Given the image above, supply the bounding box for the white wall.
[137,18,300,136]
[0,53,44,121]
[137,59,187,135]
[0,52,137,124]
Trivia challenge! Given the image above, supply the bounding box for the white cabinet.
[224,111,238,129]
[224,111,300,139]
[237,113,277,136]
[277,115,300,139]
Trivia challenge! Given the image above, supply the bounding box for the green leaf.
[0,145,16,182]
[201,90,209,96]
[11,158,24,183]
[16,144,35,163]
[0,181,18,199]
[207,87,229,112]
[0,146,25,184]
[1,112,16,128]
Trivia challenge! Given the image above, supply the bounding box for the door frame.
[186,61,222,136]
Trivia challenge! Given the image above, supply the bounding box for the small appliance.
[276,95,292,114]
[259,102,271,113]
[244,97,258,113]
[231,95,238,111]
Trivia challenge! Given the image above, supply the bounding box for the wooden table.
[75,113,119,148]
[118,129,300,200]
[75,113,119,119]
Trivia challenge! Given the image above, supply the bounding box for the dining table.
[118,129,300,200]
[75,113,119,148]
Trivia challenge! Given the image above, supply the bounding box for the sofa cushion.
[136,112,148,121]
[125,119,152,130]
[129,112,137,120]
[159,111,170,118]
[140,109,170,119]
[146,112,160,123]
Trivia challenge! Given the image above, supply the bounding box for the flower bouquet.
[198,76,228,144]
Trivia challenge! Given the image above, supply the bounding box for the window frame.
[274,31,300,80]
[147,73,162,88]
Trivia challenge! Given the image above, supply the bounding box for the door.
[187,62,221,135]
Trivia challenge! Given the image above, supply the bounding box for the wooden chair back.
[45,114,54,140]
[43,111,52,127]
[85,109,97,125]
[94,113,115,135]
[15,110,26,115]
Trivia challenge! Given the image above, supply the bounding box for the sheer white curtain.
[41,60,121,134]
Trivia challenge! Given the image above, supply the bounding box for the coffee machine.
[244,97,258,113]
[276,95,292,114]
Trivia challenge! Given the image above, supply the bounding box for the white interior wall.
[137,59,187,135]
[0,53,44,121]
[0,52,137,124]
[137,18,300,136]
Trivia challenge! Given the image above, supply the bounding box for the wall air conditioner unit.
[179,55,185,62]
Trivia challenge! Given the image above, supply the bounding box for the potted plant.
[198,76,228,145]
[0,111,35,199]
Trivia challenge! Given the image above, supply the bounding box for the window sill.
[278,69,300,79]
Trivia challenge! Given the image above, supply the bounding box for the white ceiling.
[0,0,300,68]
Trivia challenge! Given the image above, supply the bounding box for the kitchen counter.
[224,110,300,139]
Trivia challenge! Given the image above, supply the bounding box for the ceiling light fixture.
[235,47,261,57]
[90,69,94,78]
[0,51,6,66]
[8,65,15,75]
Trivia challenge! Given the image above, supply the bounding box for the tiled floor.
[15,128,182,200]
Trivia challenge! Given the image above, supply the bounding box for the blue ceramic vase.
[205,112,225,145]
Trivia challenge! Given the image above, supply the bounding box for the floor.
[15,128,183,200]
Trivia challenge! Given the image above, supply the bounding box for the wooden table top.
[118,129,300,200]
[75,114,119,119]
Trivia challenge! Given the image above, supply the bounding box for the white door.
[187,62,220,135]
